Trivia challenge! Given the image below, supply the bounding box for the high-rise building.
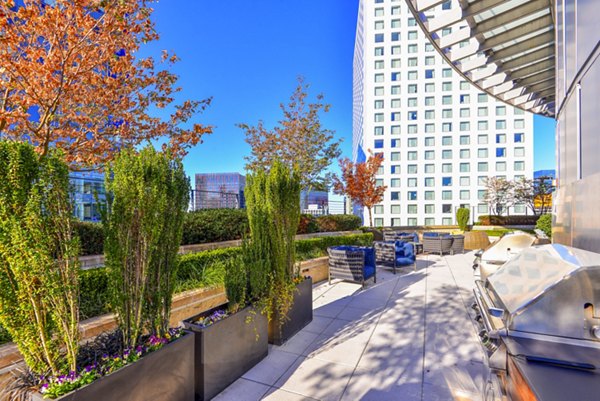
[353,0,534,227]
[70,171,105,222]
[194,173,246,210]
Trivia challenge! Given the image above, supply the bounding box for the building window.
[478,107,488,117]
[375,33,384,43]
[374,205,384,215]
[391,165,401,174]
[442,150,452,159]
[425,124,435,133]
[407,205,418,214]
[407,151,417,161]
[442,177,452,186]
[442,82,452,91]
[478,176,486,186]
[408,30,418,40]
[374,100,384,109]
[442,204,452,213]
[515,119,525,129]
[459,149,470,159]
[407,125,418,134]
[442,123,452,132]
[375,21,384,30]
[478,93,488,103]
[442,163,452,173]
[408,111,417,120]
[392,99,402,108]
[425,83,435,92]
[442,68,452,78]
[425,137,435,146]
[496,147,506,157]
[460,94,470,104]
[478,204,488,213]
[496,134,506,144]
[407,164,418,174]
[460,122,470,131]
[459,135,470,145]
[408,191,417,200]
[425,69,434,79]
[391,138,401,147]
[424,177,434,187]
[391,72,401,81]
[408,44,418,53]
[375,47,384,56]
[442,109,453,118]
[425,56,435,65]
[478,190,486,200]
[391,178,401,187]
[407,218,417,226]
[408,71,418,80]
[425,164,435,174]
[374,60,384,70]
[478,148,488,158]
[478,162,488,172]
[391,6,400,15]
[442,1,452,10]
[496,120,506,130]
[408,57,418,66]
[514,204,526,213]
[391,32,400,41]
[391,192,400,201]
[374,218,384,227]
[514,133,524,143]
[391,125,401,135]
[391,204,401,214]
[460,81,470,90]
[408,17,416,26]
[496,106,506,116]
[425,110,435,119]
[374,86,384,96]
[375,8,384,17]
[514,161,525,171]
[391,19,401,28]
[374,126,383,136]
[391,112,401,121]
[391,85,401,95]
[408,84,417,93]
[496,161,506,172]
[391,152,401,161]
[442,95,452,105]
[374,139,384,149]
[460,108,470,118]
[442,136,452,146]
[442,191,452,200]
[425,43,434,52]
[478,121,488,130]
[425,191,435,200]
[460,190,470,200]
[407,98,417,107]
[515,108,525,115]
[391,58,401,68]
[460,176,470,186]
[459,163,470,172]
[425,204,435,214]
[391,45,401,55]
[425,150,435,160]
[374,113,384,122]
[375,73,384,83]
[478,134,488,144]
[514,147,525,157]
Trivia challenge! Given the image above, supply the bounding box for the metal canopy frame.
[405,0,556,117]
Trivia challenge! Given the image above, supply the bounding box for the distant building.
[300,190,329,215]
[194,173,245,210]
[534,170,556,180]
[70,171,105,222]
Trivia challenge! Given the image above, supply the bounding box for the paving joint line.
[420,254,430,401]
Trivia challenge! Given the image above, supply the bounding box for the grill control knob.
[591,325,600,339]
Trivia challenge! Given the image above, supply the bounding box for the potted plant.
[245,161,313,346]
[182,255,268,401]
[24,146,194,401]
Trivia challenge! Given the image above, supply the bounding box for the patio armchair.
[374,241,416,274]
[327,245,376,288]
[383,230,419,244]
[422,232,453,255]
[451,234,465,254]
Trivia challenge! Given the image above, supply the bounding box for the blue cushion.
[396,256,415,266]
[363,264,376,279]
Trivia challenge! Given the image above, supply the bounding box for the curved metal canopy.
[405,0,556,117]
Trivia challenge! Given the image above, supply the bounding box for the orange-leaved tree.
[0,0,212,166]
[332,152,386,227]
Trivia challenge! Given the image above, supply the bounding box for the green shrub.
[456,208,470,231]
[536,214,552,238]
[297,214,319,234]
[295,233,373,260]
[316,214,361,232]
[79,269,111,320]
[182,209,248,245]
[478,215,507,225]
[74,221,104,256]
[478,215,540,226]
[176,247,240,293]
[0,325,11,345]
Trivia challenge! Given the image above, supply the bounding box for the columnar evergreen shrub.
[456,208,470,231]
[536,214,552,238]
[0,142,80,376]
[103,146,189,348]
[245,160,301,321]
[182,209,248,245]
[74,221,104,256]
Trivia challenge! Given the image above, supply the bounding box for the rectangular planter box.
[183,305,268,401]
[269,277,313,346]
[32,331,194,401]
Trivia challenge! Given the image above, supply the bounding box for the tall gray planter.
[183,305,268,401]
[269,277,313,345]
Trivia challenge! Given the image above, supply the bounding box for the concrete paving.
[213,252,485,401]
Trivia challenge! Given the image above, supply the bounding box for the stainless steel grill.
[473,244,600,401]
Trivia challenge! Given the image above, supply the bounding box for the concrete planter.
[269,277,313,345]
[31,332,194,401]
[183,305,268,401]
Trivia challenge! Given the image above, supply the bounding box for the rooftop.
[214,252,484,401]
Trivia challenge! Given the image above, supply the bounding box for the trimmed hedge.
[74,221,104,256]
[478,215,540,226]
[316,215,362,232]
[182,209,248,245]
[536,214,552,238]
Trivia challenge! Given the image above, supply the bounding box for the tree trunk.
[367,207,373,227]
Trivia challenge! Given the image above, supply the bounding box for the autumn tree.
[332,152,386,227]
[513,176,554,215]
[239,77,342,191]
[0,0,212,166]
[483,177,515,216]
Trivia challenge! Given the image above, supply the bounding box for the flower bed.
[38,328,185,399]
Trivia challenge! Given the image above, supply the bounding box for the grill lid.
[486,244,600,339]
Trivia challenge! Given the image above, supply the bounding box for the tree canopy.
[0,0,212,166]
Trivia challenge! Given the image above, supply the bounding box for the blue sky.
[146,0,556,180]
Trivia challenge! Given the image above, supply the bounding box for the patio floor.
[214,252,485,401]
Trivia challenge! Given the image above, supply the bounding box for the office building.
[70,171,105,222]
[352,0,534,227]
[194,173,246,210]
